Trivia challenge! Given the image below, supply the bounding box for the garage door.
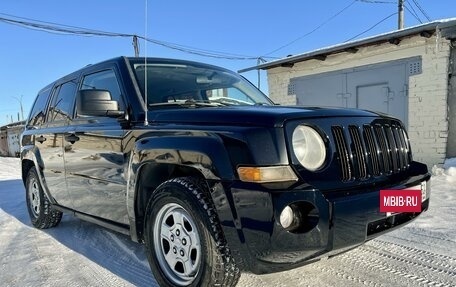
[293,57,421,127]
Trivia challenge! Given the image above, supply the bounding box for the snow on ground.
[0,157,454,287]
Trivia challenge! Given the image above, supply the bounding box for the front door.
[64,120,129,224]
[64,68,129,224]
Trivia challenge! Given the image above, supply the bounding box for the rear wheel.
[25,166,62,229]
[144,177,240,287]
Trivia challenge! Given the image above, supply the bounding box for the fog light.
[279,202,319,233]
[280,206,294,229]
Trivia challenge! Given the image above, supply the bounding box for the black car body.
[21,57,430,286]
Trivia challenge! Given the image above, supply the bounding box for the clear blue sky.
[0,0,454,126]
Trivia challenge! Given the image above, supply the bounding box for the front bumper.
[214,162,430,274]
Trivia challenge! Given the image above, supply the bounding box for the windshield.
[129,60,273,109]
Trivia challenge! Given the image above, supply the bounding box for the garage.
[241,19,456,166]
[291,57,421,127]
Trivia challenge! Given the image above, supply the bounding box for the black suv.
[21,57,430,287]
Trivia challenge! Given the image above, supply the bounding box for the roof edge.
[239,18,456,73]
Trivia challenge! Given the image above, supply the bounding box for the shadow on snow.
[0,179,157,287]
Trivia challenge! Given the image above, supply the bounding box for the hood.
[148,105,385,127]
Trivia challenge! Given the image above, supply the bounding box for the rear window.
[27,87,52,128]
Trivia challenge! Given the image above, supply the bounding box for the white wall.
[267,34,451,166]
[0,130,8,156]
[7,127,22,157]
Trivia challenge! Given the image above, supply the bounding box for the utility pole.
[132,35,140,57]
[257,57,266,90]
[398,0,404,29]
[12,95,24,121]
[257,58,261,89]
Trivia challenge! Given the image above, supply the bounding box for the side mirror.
[77,89,125,117]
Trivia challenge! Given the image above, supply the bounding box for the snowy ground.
[0,157,454,287]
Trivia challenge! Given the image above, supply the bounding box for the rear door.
[38,79,77,208]
[64,66,130,224]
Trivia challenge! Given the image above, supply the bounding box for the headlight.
[292,125,326,171]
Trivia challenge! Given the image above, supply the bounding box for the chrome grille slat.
[349,125,367,179]
[374,125,391,174]
[398,128,410,167]
[385,125,399,173]
[392,126,405,170]
[332,126,352,181]
[332,122,411,180]
[363,125,381,176]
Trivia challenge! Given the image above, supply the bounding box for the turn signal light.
[237,166,298,183]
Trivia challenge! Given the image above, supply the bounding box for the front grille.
[332,123,411,181]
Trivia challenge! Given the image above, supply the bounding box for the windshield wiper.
[148,100,223,108]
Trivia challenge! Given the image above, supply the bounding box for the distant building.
[0,121,25,157]
[241,19,456,166]
[0,128,8,156]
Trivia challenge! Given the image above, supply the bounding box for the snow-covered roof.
[239,18,456,73]
[0,120,25,130]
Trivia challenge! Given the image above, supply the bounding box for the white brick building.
[0,121,25,157]
[241,19,456,166]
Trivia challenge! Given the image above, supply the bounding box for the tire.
[144,177,240,287]
[25,166,62,229]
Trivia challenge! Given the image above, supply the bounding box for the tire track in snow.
[370,240,456,263]
[368,240,456,271]
[406,229,456,245]
[359,245,456,277]
[340,246,455,287]
[238,257,386,287]
[239,237,456,287]
[315,260,386,287]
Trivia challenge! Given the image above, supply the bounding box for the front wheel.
[144,177,240,287]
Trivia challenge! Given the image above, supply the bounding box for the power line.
[356,0,425,26]
[411,0,431,21]
[356,0,396,4]
[0,12,125,36]
[0,15,253,59]
[139,36,267,60]
[404,2,423,23]
[0,16,130,37]
[405,1,422,22]
[263,0,357,56]
[345,12,397,42]
[0,13,274,61]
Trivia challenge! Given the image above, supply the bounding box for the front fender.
[132,133,235,180]
[126,132,237,241]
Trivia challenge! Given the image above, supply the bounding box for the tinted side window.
[27,87,52,127]
[49,81,77,122]
[80,70,124,113]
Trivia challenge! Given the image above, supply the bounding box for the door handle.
[36,135,46,143]
[65,133,80,144]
